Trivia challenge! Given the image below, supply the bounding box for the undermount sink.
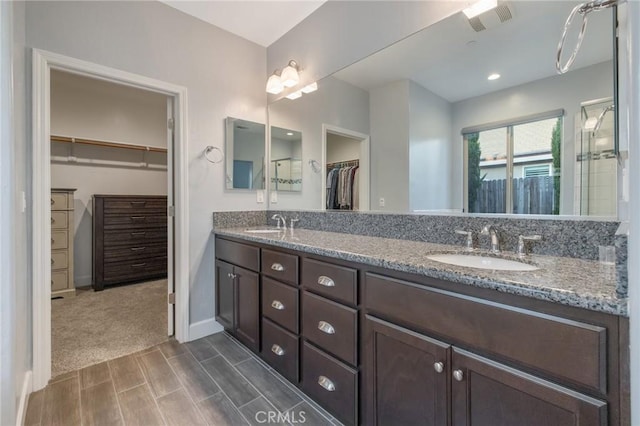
[427,253,539,272]
[244,228,282,234]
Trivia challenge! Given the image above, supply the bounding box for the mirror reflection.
[225,117,266,190]
[270,126,302,192]
[267,1,617,217]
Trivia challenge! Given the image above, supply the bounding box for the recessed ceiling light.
[463,0,498,19]
[286,132,294,136]
[488,73,501,81]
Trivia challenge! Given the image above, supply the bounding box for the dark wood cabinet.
[214,259,260,352]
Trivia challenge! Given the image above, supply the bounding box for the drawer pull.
[51,258,55,265]
[131,216,146,221]
[318,321,335,335]
[130,201,147,206]
[227,272,236,279]
[453,370,464,382]
[318,376,336,392]
[434,362,444,374]
[51,198,55,205]
[271,344,285,356]
[271,263,285,272]
[317,275,335,287]
[271,300,285,310]
[130,247,146,252]
[131,263,147,268]
[131,232,146,236]
[51,217,55,224]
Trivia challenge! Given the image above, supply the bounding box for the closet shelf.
[51,135,168,153]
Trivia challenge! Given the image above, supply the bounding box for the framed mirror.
[270,126,302,192]
[267,0,617,218]
[225,117,266,190]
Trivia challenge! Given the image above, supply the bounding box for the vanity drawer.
[51,230,68,250]
[51,270,68,291]
[302,258,357,306]
[262,277,299,333]
[301,342,357,425]
[50,192,69,210]
[302,291,357,366]
[51,211,69,229]
[364,272,607,394]
[261,319,299,383]
[51,251,68,270]
[262,249,298,285]
[215,238,260,272]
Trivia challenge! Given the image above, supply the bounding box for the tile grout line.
[135,351,169,426]
[106,359,127,425]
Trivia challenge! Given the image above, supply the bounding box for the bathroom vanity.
[213,227,628,426]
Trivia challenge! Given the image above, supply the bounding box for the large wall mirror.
[267,1,618,217]
[225,117,266,190]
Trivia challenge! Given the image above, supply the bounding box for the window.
[464,112,563,215]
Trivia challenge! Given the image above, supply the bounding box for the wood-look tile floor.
[25,333,343,426]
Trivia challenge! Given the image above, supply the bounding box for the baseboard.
[188,318,223,341]
[16,370,32,426]
[74,275,92,288]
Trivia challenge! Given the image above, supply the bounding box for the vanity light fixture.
[281,60,300,88]
[266,70,284,95]
[285,90,303,100]
[301,82,318,94]
[463,0,498,19]
[487,73,501,80]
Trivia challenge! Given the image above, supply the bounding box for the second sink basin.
[427,253,539,271]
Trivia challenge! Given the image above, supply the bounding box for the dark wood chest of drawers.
[93,195,168,290]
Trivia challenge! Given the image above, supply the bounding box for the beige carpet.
[52,279,168,377]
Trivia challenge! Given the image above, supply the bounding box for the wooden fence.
[472,176,556,214]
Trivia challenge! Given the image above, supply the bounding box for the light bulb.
[285,90,302,100]
[301,82,318,94]
[281,61,299,88]
[266,73,283,95]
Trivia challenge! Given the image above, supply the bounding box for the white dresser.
[51,188,76,298]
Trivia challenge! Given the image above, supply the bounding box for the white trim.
[189,318,224,341]
[321,124,370,211]
[16,371,32,426]
[31,49,190,390]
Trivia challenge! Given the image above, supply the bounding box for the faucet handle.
[455,230,474,250]
[518,235,542,256]
[289,217,300,230]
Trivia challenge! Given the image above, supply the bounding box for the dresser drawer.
[103,256,167,283]
[261,319,299,383]
[51,211,69,229]
[302,291,357,366]
[262,249,298,285]
[302,258,357,306]
[262,277,299,333]
[51,192,69,210]
[51,250,68,270]
[104,242,167,263]
[365,272,607,393]
[51,270,69,291]
[215,238,260,272]
[51,230,68,250]
[301,342,357,425]
[103,214,167,227]
[103,229,167,246]
[102,197,167,214]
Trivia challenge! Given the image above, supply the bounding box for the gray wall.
[451,61,614,214]
[268,76,369,210]
[26,1,266,327]
[267,1,463,91]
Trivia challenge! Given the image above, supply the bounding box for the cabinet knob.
[271,300,285,310]
[318,375,336,392]
[271,344,285,356]
[433,362,444,374]
[51,258,54,265]
[318,321,335,335]
[271,263,285,272]
[453,369,464,382]
[317,275,335,287]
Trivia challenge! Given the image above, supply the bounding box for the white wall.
[451,61,614,214]
[269,76,369,209]
[409,80,452,211]
[26,1,266,328]
[327,134,360,164]
[370,80,410,211]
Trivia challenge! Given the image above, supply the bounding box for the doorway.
[32,49,189,391]
[321,124,370,211]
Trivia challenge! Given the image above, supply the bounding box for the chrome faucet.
[271,214,286,230]
[480,225,500,254]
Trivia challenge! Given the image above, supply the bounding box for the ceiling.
[332,1,613,103]
[160,1,326,47]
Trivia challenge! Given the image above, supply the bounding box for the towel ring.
[204,146,224,164]
[309,159,321,173]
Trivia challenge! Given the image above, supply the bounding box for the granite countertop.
[214,226,627,317]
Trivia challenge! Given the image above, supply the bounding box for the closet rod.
[51,135,168,153]
[326,159,359,169]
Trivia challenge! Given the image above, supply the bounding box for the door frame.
[321,124,370,210]
[31,49,190,390]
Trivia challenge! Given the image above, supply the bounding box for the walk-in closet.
[326,132,361,210]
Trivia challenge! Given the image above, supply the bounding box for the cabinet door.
[235,266,260,352]
[215,260,235,331]
[451,348,607,426]
[363,315,450,426]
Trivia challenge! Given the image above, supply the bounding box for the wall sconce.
[301,82,318,94]
[286,90,302,100]
[266,70,284,95]
[266,59,317,99]
[280,60,300,88]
